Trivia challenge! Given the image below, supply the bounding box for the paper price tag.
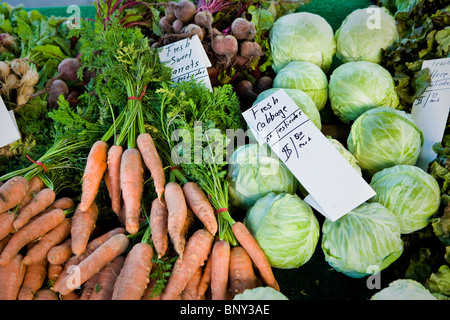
[158,34,213,91]
[0,96,21,148]
[242,89,375,221]
[411,57,450,170]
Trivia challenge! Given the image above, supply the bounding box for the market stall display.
[0,0,448,301]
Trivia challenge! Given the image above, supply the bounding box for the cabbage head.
[369,165,441,234]
[228,144,298,210]
[335,7,399,63]
[347,107,424,176]
[371,279,437,300]
[233,287,289,300]
[329,61,399,123]
[321,202,403,278]
[273,61,328,111]
[245,192,320,269]
[254,88,322,130]
[269,12,336,73]
[327,137,362,176]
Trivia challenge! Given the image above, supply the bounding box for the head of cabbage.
[327,137,362,176]
[369,165,441,234]
[228,143,298,210]
[273,61,328,111]
[321,202,403,278]
[370,279,437,300]
[335,7,399,63]
[233,286,289,300]
[254,88,322,130]
[329,61,400,123]
[347,107,424,176]
[269,12,336,73]
[245,192,320,269]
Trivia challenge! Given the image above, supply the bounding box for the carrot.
[61,291,79,300]
[136,133,165,202]
[0,176,29,213]
[71,202,99,256]
[106,145,123,214]
[47,263,64,283]
[150,197,168,258]
[120,148,144,235]
[17,257,48,300]
[17,176,45,211]
[89,255,124,300]
[0,253,26,300]
[182,266,203,300]
[210,240,230,300]
[55,233,130,296]
[43,197,75,214]
[183,182,217,235]
[47,238,72,265]
[165,182,188,258]
[231,222,280,291]
[51,227,126,291]
[33,288,59,300]
[0,210,15,241]
[141,276,161,300]
[0,234,11,254]
[23,218,71,265]
[13,188,56,231]
[0,208,66,266]
[79,140,109,212]
[79,272,99,300]
[161,228,214,300]
[228,246,257,297]
[112,242,154,300]
[197,253,212,297]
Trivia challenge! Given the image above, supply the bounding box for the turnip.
[184,24,204,41]
[231,18,256,41]
[0,73,20,96]
[174,0,197,22]
[16,84,35,107]
[20,69,39,88]
[10,58,30,77]
[0,61,10,80]
[56,58,81,83]
[0,33,15,48]
[239,41,264,59]
[47,79,69,109]
[211,34,238,65]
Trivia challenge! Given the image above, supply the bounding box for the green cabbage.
[327,137,362,176]
[322,202,403,278]
[369,165,441,234]
[347,107,424,176]
[254,88,322,130]
[233,287,289,300]
[228,144,298,210]
[335,7,399,63]
[273,61,328,111]
[269,12,336,73]
[371,279,437,300]
[245,192,320,269]
[329,61,400,123]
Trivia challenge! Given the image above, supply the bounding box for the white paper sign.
[0,96,21,148]
[158,35,213,91]
[411,57,450,170]
[242,89,375,221]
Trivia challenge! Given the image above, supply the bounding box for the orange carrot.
[47,238,72,265]
[112,242,153,300]
[228,246,257,297]
[89,255,124,300]
[55,233,130,296]
[0,210,15,241]
[141,276,161,300]
[0,234,11,254]
[71,202,99,256]
[182,266,203,300]
[79,273,99,300]
[0,208,66,266]
[17,176,45,211]
[79,140,109,212]
[47,263,64,283]
[0,176,29,213]
[23,218,71,265]
[197,253,212,297]
[17,257,48,300]
[33,288,59,300]
[210,240,230,300]
[231,222,280,291]
[165,182,188,258]
[136,133,165,202]
[120,148,144,235]
[183,182,217,235]
[13,188,56,231]
[0,253,26,300]
[161,228,214,300]
[61,291,80,300]
[43,197,75,214]
[150,197,168,258]
[106,145,123,215]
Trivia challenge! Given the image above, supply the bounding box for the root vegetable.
[0,33,14,48]
[13,188,56,231]
[150,197,169,258]
[16,85,35,107]
[0,211,15,241]
[47,262,64,282]
[197,254,212,297]
[0,176,29,214]
[10,58,30,77]
[0,253,26,300]
[255,76,273,92]
[20,69,39,87]
[211,35,238,65]
[194,11,213,40]
[0,72,20,95]
[159,16,174,34]
[184,24,204,41]
[17,176,45,211]
[17,257,48,300]
[173,19,184,33]
[47,238,72,265]
[174,0,197,22]
[231,18,256,40]
[240,41,264,59]
[89,255,124,300]
[71,202,99,256]
[228,246,257,297]
[57,58,81,83]
[210,240,230,300]
[182,266,203,300]
[106,145,123,214]
[165,1,177,21]
[165,182,188,258]
[33,288,59,300]
[0,61,10,79]
[47,79,69,108]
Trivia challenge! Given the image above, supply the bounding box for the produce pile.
[0,0,448,301]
